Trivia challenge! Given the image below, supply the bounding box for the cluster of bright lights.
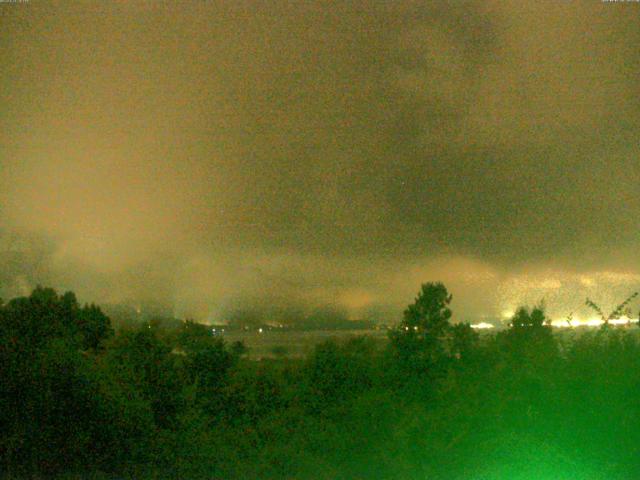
[469,316,639,330]
[549,315,638,328]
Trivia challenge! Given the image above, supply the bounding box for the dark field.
[222,325,640,359]
[221,329,389,359]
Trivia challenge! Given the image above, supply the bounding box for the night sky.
[1,1,639,323]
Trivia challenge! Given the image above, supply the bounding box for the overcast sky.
[1,1,639,323]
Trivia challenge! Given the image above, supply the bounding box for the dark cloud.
[1,1,639,321]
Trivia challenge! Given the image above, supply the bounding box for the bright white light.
[550,316,639,328]
[610,316,635,326]
[471,322,495,329]
[584,317,605,327]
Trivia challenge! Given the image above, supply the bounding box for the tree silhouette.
[77,303,112,350]
[104,326,183,429]
[585,292,638,327]
[499,303,557,368]
[389,282,453,370]
[450,322,479,361]
[1,286,112,350]
[511,304,547,329]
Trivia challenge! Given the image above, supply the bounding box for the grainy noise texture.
[1,1,639,320]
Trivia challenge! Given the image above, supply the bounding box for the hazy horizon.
[2,1,639,323]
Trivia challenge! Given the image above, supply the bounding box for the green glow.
[469,435,603,480]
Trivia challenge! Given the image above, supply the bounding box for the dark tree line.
[1,283,640,478]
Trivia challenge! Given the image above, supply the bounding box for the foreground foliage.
[1,284,640,479]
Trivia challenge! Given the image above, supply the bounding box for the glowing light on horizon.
[471,322,495,329]
[468,316,639,329]
[610,316,636,326]
[550,315,638,328]
[501,310,515,319]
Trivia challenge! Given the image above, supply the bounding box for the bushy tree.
[78,302,112,350]
[104,326,184,429]
[511,304,547,329]
[305,337,376,408]
[389,282,453,371]
[450,322,479,361]
[0,288,135,476]
[0,287,112,350]
[403,282,453,334]
[498,303,558,370]
[176,319,214,352]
